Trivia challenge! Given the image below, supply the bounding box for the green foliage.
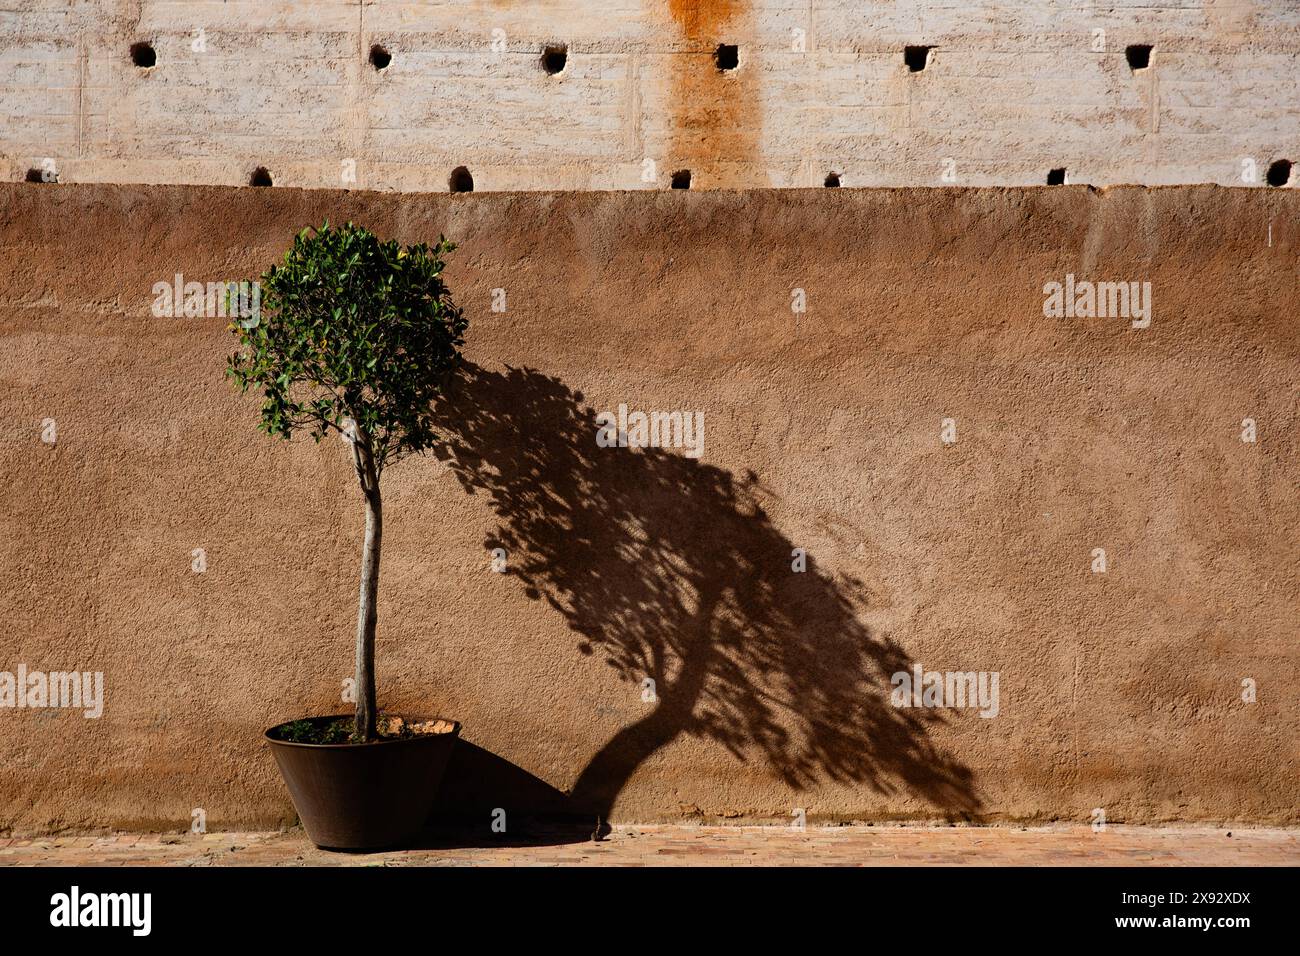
[227,222,467,469]
[273,718,353,745]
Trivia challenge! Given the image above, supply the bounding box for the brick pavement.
[0,825,1294,867]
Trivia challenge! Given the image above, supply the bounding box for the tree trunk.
[351,433,382,741]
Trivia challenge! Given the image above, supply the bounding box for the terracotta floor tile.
[0,825,1294,866]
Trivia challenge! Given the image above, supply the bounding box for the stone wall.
[2,1,1298,191]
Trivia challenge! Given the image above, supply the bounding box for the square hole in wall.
[715,44,739,71]
[541,44,567,75]
[449,166,475,192]
[904,46,932,72]
[1047,168,1067,186]
[130,41,156,69]
[1125,44,1152,71]
[671,169,692,189]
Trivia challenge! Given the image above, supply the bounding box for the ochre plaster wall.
[0,182,1296,831]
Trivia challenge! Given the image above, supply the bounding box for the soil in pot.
[268,713,457,745]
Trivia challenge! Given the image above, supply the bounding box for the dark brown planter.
[265,715,460,851]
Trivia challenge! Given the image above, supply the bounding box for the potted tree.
[227,222,468,850]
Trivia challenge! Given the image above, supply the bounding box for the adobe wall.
[2,0,1298,191]
[0,182,1296,831]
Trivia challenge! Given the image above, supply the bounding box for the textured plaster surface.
[0,182,1296,832]
[1,1,1298,190]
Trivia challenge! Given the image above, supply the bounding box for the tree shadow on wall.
[431,363,980,822]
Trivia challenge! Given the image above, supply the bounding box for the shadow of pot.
[266,714,461,851]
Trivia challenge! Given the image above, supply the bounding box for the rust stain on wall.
[665,0,764,188]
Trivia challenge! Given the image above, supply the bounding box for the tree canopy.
[227,221,467,472]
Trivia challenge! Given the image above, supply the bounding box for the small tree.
[228,223,467,741]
